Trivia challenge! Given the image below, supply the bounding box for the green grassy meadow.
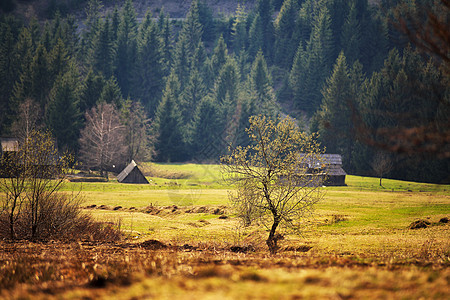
[65,163,450,253]
[2,163,449,299]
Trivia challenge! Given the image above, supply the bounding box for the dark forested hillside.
[0,0,448,183]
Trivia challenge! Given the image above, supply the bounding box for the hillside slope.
[7,0,257,20]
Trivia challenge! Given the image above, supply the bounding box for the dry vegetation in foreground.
[1,172,449,299]
[0,233,449,300]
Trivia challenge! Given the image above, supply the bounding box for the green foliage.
[222,115,324,253]
[99,76,123,108]
[133,18,165,116]
[47,67,82,152]
[314,52,356,171]
[153,73,187,162]
[0,0,447,184]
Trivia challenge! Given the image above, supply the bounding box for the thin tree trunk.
[266,218,280,254]
[9,214,15,240]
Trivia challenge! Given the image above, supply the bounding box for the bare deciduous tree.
[1,130,75,240]
[11,98,42,143]
[79,102,126,178]
[0,145,26,240]
[221,115,325,254]
[371,151,394,187]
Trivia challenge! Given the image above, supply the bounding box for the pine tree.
[115,0,138,97]
[231,4,248,54]
[79,0,103,61]
[249,50,277,116]
[153,73,186,162]
[315,52,355,170]
[214,58,240,104]
[256,0,275,61]
[340,1,362,65]
[79,69,105,113]
[248,14,263,58]
[47,38,70,82]
[189,95,222,159]
[0,20,20,134]
[210,35,228,79]
[30,44,51,111]
[180,68,206,122]
[99,76,124,108]
[133,19,165,116]
[274,0,300,68]
[47,67,82,151]
[89,18,115,78]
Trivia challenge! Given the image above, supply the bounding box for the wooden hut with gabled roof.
[298,153,347,186]
[117,160,149,184]
[0,137,19,158]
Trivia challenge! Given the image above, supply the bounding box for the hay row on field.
[84,204,229,216]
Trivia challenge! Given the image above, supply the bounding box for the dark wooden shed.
[117,160,149,184]
[298,153,347,186]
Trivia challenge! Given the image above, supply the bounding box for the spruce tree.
[248,14,263,58]
[210,35,228,79]
[30,44,51,111]
[115,0,138,97]
[79,0,103,61]
[153,73,186,162]
[47,67,82,151]
[173,0,204,89]
[0,21,20,134]
[249,50,277,116]
[11,27,34,107]
[256,0,275,61]
[47,38,70,82]
[133,20,165,116]
[89,18,115,78]
[340,1,361,65]
[189,95,222,160]
[180,68,206,123]
[214,58,240,104]
[315,52,355,170]
[99,77,124,109]
[79,69,105,113]
[274,0,300,68]
[231,4,248,54]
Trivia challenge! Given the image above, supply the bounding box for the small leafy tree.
[0,129,74,240]
[0,140,26,240]
[23,130,74,239]
[221,115,325,254]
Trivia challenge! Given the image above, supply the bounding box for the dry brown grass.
[0,236,448,299]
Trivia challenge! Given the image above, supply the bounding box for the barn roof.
[325,164,347,176]
[298,153,346,176]
[117,160,149,184]
[298,153,343,165]
[1,138,19,152]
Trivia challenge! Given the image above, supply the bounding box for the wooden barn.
[117,160,149,184]
[298,153,347,186]
[0,137,19,159]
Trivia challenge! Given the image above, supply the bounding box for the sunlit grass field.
[64,163,450,252]
[2,163,449,299]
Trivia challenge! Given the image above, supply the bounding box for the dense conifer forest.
[0,0,448,183]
